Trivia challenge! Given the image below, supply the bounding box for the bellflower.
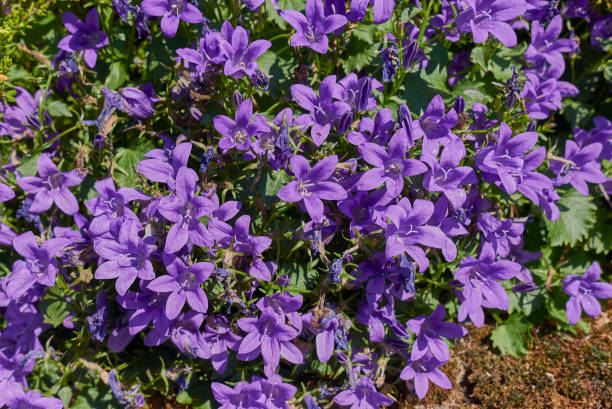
[549,140,606,196]
[475,123,538,195]
[6,231,71,299]
[418,95,458,151]
[525,15,577,72]
[220,26,271,78]
[86,177,149,236]
[146,311,212,359]
[456,0,527,48]
[203,315,241,374]
[17,155,84,215]
[158,166,215,253]
[291,75,351,146]
[119,83,159,119]
[0,381,63,409]
[214,98,270,153]
[0,87,50,137]
[334,376,393,409]
[338,73,382,113]
[385,198,457,272]
[117,285,170,337]
[356,130,427,196]
[86,291,109,342]
[237,307,303,374]
[476,213,524,258]
[562,262,612,325]
[140,0,203,38]
[521,69,578,120]
[406,304,467,362]
[346,0,395,24]
[212,381,266,409]
[147,254,213,319]
[453,243,521,327]
[400,352,452,400]
[93,220,156,295]
[138,141,192,189]
[421,139,478,209]
[277,154,347,222]
[281,0,347,54]
[58,8,109,68]
[256,374,298,409]
[0,182,14,202]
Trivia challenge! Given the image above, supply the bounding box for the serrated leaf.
[470,46,489,70]
[258,170,289,207]
[47,100,72,117]
[545,189,596,246]
[281,261,318,293]
[562,99,592,128]
[115,140,155,187]
[105,62,128,89]
[490,314,531,356]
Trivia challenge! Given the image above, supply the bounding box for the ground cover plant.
[0,0,611,408]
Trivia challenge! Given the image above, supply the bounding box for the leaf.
[105,62,129,90]
[58,386,73,408]
[490,314,532,356]
[281,261,318,293]
[16,154,40,177]
[258,170,290,206]
[114,140,155,187]
[39,298,70,327]
[176,390,192,404]
[545,189,596,246]
[562,99,592,128]
[47,100,72,117]
[584,209,612,254]
[470,46,490,70]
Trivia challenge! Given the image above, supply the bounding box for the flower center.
[298,179,313,196]
[233,129,247,144]
[43,173,63,190]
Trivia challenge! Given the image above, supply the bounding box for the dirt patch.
[399,310,612,409]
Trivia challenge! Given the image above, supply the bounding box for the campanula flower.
[203,316,241,374]
[58,8,108,68]
[281,0,347,54]
[277,154,347,222]
[212,380,266,409]
[562,262,612,325]
[400,352,452,399]
[213,98,271,153]
[549,140,606,196]
[334,376,393,409]
[141,0,203,38]
[525,15,577,72]
[456,0,527,48]
[17,155,84,215]
[347,0,395,24]
[476,213,524,258]
[220,26,271,78]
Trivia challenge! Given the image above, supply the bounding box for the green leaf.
[16,154,40,177]
[105,62,129,89]
[545,189,596,246]
[176,390,192,404]
[562,99,592,128]
[281,261,318,293]
[470,46,490,70]
[47,100,72,117]
[39,298,70,327]
[114,140,155,187]
[490,314,532,356]
[58,386,73,407]
[257,170,289,207]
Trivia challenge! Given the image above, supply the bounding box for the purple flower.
[453,244,521,327]
[256,374,297,409]
[237,307,303,374]
[422,139,478,209]
[418,95,457,148]
[57,8,108,68]
[158,166,215,253]
[86,291,109,342]
[138,142,192,189]
[406,304,467,362]
[86,177,149,236]
[17,155,84,215]
[94,220,156,295]
[281,0,347,54]
[6,231,70,299]
[212,381,266,409]
[475,122,538,195]
[347,0,395,24]
[119,83,159,119]
[117,285,170,337]
[140,0,203,38]
[334,376,393,409]
[400,352,452,399]
[456,0,527,47]
[203,316,241,374]
[524,15,577,71]
[356,123,427,197]
[220,26,271,78]
[0,182,14,202]
[213,98,270,153]
[476,213,524,258]
[385,198,457,272]
[291,75,351,146]
[562,262,612,325]
[277,154,347,222]
[520,69,578,120]
[0,87,51,137]
[146,311,211,359]
[147,254,212,319]
[549,140,606,196]
[338,73,382,113]
[0,381,63,409]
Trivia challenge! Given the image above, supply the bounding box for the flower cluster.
[0,0,610,408]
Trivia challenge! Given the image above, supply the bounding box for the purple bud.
[453,96,465,114]
[276,274,291,287]
[397,103,414,145]
[329,259,343,284]
[356,77,372,112]
[402,39,418,70]
[232,91,243,108]
[336,111,353,135]
[86,291,109,342]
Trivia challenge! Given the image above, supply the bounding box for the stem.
[546,152,575,167]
